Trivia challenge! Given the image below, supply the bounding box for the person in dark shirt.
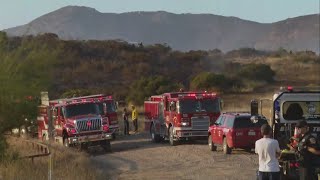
[122,108,129,135]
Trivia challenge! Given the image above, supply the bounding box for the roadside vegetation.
[0,31,319,173]
[0,137,102,180]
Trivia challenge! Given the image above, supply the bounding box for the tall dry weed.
[0,137,102,180]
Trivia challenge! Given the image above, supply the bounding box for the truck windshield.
[282,101,320,121]
[179,99,220,113]
[65,103,99,118]
[97,101,117,114]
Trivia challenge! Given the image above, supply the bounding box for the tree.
[190,72,230,91]
[126,76,181,105]
[237,64,275,82]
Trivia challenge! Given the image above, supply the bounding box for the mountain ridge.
[3,6,320,52]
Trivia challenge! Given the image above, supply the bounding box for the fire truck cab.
[37,93,113,151]
[145,91,222,146]
[67,94,119,138]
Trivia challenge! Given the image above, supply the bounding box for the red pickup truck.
[208,112,268,154]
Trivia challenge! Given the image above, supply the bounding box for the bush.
[61,89,92,98]
[190,72,231,91]
[126,76,181,105]
[237,64,275,83]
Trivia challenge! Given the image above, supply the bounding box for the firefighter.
[131,105,138,132]
[295,120,320,180]
[122,108,129,135]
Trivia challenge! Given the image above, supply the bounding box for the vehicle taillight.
[230,129,235,140]
[289,162,299,168]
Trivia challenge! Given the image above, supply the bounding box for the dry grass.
[0,137,103,180]
[234,56,320,84]
[222,92,274,121]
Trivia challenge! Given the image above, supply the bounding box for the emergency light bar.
[178,92,217,98]
[281,86,320,92]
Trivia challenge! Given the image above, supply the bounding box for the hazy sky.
[0,0,319,30]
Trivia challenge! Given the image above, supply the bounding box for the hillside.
[0,32,319,103]
[3,6,320,53]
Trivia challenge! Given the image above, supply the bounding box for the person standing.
[295,120,320,180]
[255,124,281,180]
[122,108,129,135]
[131,105,138,132]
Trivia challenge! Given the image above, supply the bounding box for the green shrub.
[190,72,232,91]
[126,76,181,105]
[237,64,275,82]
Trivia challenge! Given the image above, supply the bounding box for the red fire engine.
[145,91,222,146]
[67,94,120,138]
[37,93,114,151]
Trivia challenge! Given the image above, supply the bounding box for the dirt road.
[90,132,259,180]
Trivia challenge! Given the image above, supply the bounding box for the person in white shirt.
[255,124,281,180]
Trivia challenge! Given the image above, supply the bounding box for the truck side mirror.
[103,103,107,114]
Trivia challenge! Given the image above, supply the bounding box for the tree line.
[0,31,319,156]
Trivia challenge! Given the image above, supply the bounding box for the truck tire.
[112,133,116,140]
[169,126,177,146]
[101,140,111,152]
[151,125,161,143]
[223,137,231,154]
[208,135,217,151]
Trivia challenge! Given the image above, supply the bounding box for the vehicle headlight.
[182,122,189,126]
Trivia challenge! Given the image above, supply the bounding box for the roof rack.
[223,112,251,115]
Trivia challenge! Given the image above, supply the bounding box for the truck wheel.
[169,126,177,146]
[223,137,231,154]
[63,136,69,148]
[151,125,161,143]
[208,135,217,151]
[101,140,111,152]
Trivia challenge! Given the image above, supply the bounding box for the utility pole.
[47,106,53,180]
[41,91,52,180]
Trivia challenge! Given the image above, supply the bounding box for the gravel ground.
[90,132,259,180]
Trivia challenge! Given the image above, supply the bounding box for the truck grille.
[191,116,210,130]
[75,118,102,132]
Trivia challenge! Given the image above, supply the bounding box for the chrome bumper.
[68,132,112,144]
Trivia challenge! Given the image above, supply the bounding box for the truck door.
[169,101,177,127]
[52,107,62,136]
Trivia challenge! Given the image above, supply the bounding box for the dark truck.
[272,87,320,179]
